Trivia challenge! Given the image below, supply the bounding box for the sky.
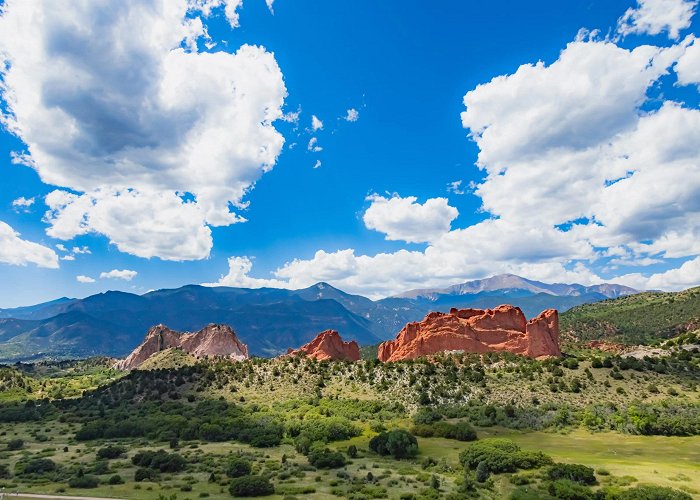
[1,0,700,307]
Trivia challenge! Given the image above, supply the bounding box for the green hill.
[560,286,700,345]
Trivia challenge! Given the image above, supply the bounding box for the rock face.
[115,323,248,370]
[377,305,560,362]
[285,330,360,361]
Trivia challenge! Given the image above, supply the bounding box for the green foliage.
[411,421,477,441]
[475,461,489,483]
[307,445,347,469]
[459,439,552,473]
[6,437,24,450]
[603,485,692,499]
[226,457,252,478]
[412,408,443,425]
[108,474,124,485]
[132,450,187,473]
[547,463,596,485]
[17,457,57,476]
[560,287,700,344]
[228,475,275,497]
[547,478,594,499]
[369,429,419,459]
[0,464,10,479]
[96,444,127,459]
[134,467,158,482]
[68,474,99,488]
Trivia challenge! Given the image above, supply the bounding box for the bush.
[347,445,358,458]
[228,475,275,497]
[0,464,10,479]
[412,408,443,425]
[134,467,158,482]
[308,446,346,469]
[97,445,127,459]
[369,430,418,459]
[459,439,552,473]
[475,461,489,482]
[108,474,124,485]
[19,458,57,476]
[132,450,186,472]
[226,457,252,478]
[547,463,596,485]
[607,485,692,499]
[68,475,99,488]
[411,421,477,442]
[6,438,24,450]
[547,479,593,499]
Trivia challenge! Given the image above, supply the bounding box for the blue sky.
[1,0,700,307]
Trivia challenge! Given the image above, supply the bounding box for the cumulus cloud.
[617,0,697,39]
[11,197,34,212]
[677,37,700,87]
[0,0,286,261]
[100,269,138,281]
[0,220,59,269]
[616,256,700,290]
[202,256,288,288]
[363,195,459,244]
[311,115,324,131]
[76,275,96,283]
[446,180,466,195]
[344,108,359,122]
[313,160,322,169]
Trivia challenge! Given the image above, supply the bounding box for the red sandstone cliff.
[285,330,360,361]
[115,323,249,370]
[377,305,560,362]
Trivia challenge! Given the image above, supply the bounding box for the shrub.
[108,474,124,485]
[412,408,443,425]
[134,467,158,482]
[547,463,596,485]
[97,445,127,459]
[459,439,552,473]
[308,446,346,469]
[411,421,477,441]
[609,485,691,499]
[132,450,186,472]
[226,457,252,478]
[68,475,99,488]
[19,458,57,476]
[6,438,24,450]
[369,430,418,459]
[475,461,490,482]
[228,475,275,497]
[547,479,593,499]
[347,445,358,458]
[0,464,10,479]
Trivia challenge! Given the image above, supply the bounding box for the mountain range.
[0,274,639,362]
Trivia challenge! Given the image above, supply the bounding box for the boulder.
[377,305,560,362]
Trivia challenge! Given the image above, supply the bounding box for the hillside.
[561,286,700,345]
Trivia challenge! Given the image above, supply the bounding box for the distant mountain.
[560,286,700,345]
[0,275,642,362]
[396,274,638,300]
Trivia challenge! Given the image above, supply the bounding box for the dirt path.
[0,493,125,500]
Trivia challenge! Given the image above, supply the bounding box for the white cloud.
[617,0,697,39]
[363,194,459,244]
[313,160,322,169]
[344,108,359,122]
[677,37,700,87]
[616,256,700,290]
[11,197,34,212]
[0,220,59,269]
[281,105,301,124]
[76,275,96,283]
[61,255,75,261]
[311,115,324,131]
[265,0,275,14]
[0,0,286,261]
[72,246,91,255]
[203,256,288,288]
[100,269,138,281]
[307,137,323,152]
[446,180,466,195]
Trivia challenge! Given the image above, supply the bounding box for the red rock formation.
[285,330,360,361]
[115,323,249,370]
[583,340,628,354]
[377,305,560,362]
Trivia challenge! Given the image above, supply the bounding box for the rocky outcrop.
[115,323,248,370]
[285,330,360,361]
[377,305,560,362]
